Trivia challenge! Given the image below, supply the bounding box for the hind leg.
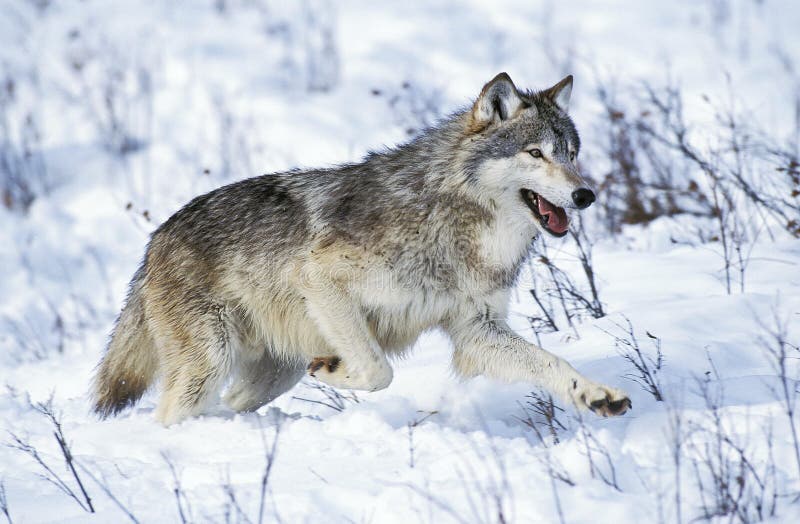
[224,348,305,412]
[150,306,235,426]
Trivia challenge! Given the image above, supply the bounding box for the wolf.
[93,73,631,425]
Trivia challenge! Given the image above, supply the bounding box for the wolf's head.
[462,73,593,238]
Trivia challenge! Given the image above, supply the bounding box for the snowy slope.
[1,1,799,523]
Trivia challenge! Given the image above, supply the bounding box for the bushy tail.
[93,266,158,417]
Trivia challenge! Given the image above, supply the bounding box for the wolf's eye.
[569,151,576,161]
[529,148,543,159]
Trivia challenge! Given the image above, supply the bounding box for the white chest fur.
[478,192,538,272]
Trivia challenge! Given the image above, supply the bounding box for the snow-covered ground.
[1,1,799,522]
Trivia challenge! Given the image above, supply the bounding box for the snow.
[2,1,799,523]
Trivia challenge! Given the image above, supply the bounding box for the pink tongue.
[537,196,569,233]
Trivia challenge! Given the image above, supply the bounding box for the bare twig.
[162,452,191,524]
[573,409,621,491]
[569,217,605,318]
[292,379,360,412]
[516,389,575,524]
[0,479,11,524]
[407,410,438,468]
[257,414,283,524]
[77,464,139,523]
[516,390,567,445]
[527,230,606,339]
[394,481,471,524]
[686,364,779,522]
[398,410,514,523]
[52,427,93,513]
[222,470,253,524]
[7,397,94,513]
[756,301,800,482]
[600,316,664,401]
[667,404,683,524]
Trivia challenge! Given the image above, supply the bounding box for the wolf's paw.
[307,355,393,392]
[573,383,631,417]
[308,356,342,375]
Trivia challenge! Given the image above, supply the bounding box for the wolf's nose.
[572,188,595,209]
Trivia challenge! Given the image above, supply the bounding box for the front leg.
[302,277,393,392]
[445,315,630,417]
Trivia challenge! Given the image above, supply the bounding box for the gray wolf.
[93,73,631,425]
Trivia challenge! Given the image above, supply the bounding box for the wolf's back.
[93,264,158,417]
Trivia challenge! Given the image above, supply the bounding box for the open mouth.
[520,189,569,237]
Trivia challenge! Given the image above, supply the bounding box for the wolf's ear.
[470,72,526,131]
[541,75,573,111]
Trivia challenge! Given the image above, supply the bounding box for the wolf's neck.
[362,110,472,185]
